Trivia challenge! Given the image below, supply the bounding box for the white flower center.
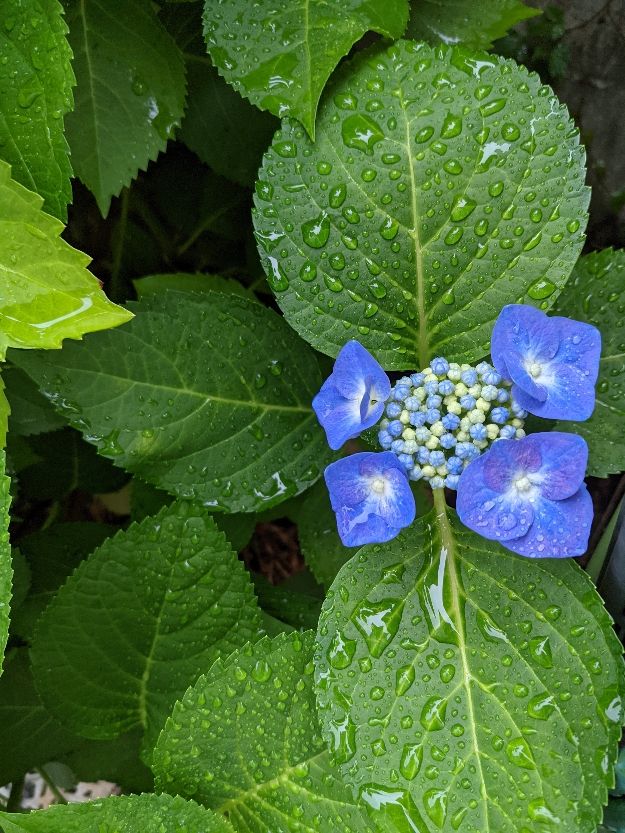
[371,477,386,494]
[514,475,532,492]
[528,362,543,379]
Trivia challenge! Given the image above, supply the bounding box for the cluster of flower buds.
[378,358,526,489]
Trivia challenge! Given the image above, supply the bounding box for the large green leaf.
[0,161,132,357]
[0,0,74,220]
[11,521,114,641]
[293,479,351,587]
[406,0,541,51]
[0,648,81,786]
[203,0,409,139]
[162,2,278,187]
[30,501,261,749]
[133,272,252,300]
[253,40,589,369]
[153,631,373,833]
[315,493,625,833]
[0,793,234,833]
[64,0,186,216]
[0,451,11,676]
[12,291,332,513]
[4,365,65,436]
[552,249,625,478]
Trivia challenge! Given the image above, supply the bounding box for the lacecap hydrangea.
[312,304,601,558]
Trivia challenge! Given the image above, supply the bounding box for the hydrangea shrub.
[0,3,624,833]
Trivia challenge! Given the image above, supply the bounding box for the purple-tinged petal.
[457,453,535,542]
[332,341,390,402]
[504,484,593,559]
[324,452,415,547]
[482,436,542,493]
[491,305,560,379]
[526,432,588,501]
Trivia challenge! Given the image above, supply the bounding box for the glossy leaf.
[11,521,114,641]
[153,631,374,833]
[0,0,74,220]
[18,428,128,500]
[253,40,589,369]
[133,272,252,299]
[315,495,625,833]
[64,0,186,216]
[4,365,65,436]
[294,479,351,586]
[406,0,541,51]
[0,451,11,676]
[162,2,278,187]
[203,0,409,138]
[0,793,234,833]
[552,249,625,477]
[30,501,261,748]
[253,574,322,630]
[0,648,81,786]
[0,161,132,357]
[12,291,332,513]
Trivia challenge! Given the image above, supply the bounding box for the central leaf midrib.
[433,489,491,832]
[400,90,428,367]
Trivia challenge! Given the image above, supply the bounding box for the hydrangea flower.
[491,304,601,420]
[324,452,415,546]
[312,340,390,450]
[312,304,600,556]
[456,432,592,558]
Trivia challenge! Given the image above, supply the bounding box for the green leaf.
[129,478,256,552]
[253,40,589,369]
[64,0,186,216]
[161,2,278,187]
[30,501,261,749]
[60,729,154,794]
[0,648,81,785]
[18,428,128,500]
[0,451,11,675]
[314,494,625,833]
[12,291,332,513]
[133,272,252,299]
[603,799,625,832]
[406,0,541,51]
[0,160,132,357]
[11,521,114,641]
[552,249,625,478]
[153,631,374,833]
[0,793,235,833]
[293,479,351,586]
[0,0,74,220]
[4,365,65,436]
[253,574,322,630]
[203,0,409,139]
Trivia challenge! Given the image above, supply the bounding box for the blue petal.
[312,380,362,450]
[525,432,588,500]
[312,341,390,450]
[491,305,601,421]
[503,485,593,558]
[491,305,559,379]
[324,452,415,547]
[457,453,535,542]
[332,340,390,403]
[512,361,598,421]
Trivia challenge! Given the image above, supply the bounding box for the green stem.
[36,767,68,805]
[6,776,24,812]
